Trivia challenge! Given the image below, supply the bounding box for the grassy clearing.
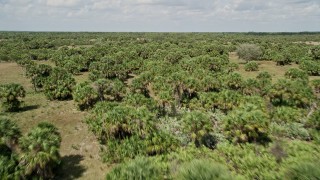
[229,52,320,82]
[0,62,110,180]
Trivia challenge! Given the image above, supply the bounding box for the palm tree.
[182,111,213,146]
[93,79,110,101]
[224,104,270,143]
[19,122,61,179]
[73,81,98,110]
[0,117,21,151]
[43,67,76,100]
[0,83,26,112]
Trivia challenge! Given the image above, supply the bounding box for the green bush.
[73,82,98,110]
[87,102,178,162]
[198,90,242,112]
[106,157,162,180]
[309,45,320,61]
[224,73,244,91]
[0,155,19,180]
[218,143,278,179]
[224,104,270,143]
[144,131,178,156]
[311,79,320,93]
[268,79,315,108]
[0,117,20,179]
[274,52,292,66]
[177,159,232,180]
[244,62,259,71]
[284,68,308,82]
[271,106,304,124]
[0,83,26,112]
[19,122,61,179]
[256,71,272,96]
[26,64,52,91]
[44,67,76,100]
[0,117,21,150]
[257,71,272,80]
[299,60,320,76]
[307,110,320,130]
[242,78,260,95]
[285,161,320,180]
[62,60,80,75]
[103,136,146,163]
[271,123,311,140]
[123,93,158,112]
[182,111,215,148]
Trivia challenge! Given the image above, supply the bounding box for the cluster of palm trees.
[2,31,320,179]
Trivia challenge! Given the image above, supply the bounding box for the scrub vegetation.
[1,32,320,179]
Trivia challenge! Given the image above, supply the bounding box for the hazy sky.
[0,0,319,32]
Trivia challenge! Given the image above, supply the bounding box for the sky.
[0,0,319,32]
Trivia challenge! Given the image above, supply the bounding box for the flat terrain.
[229,52,320,82]
[1,53,319,179]
[0,62,109,180]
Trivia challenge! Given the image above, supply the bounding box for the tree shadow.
[19,105,39,112]
[54,154,87,180]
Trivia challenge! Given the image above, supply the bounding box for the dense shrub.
[271,122,311,140]
[268,79,315,108]
[257,71,272,80]
[177,159,232,180]
[271,106,304,124]
[0,118,62,179]
[73,82,98,110]
[0,154,19,179]
[224,73,244,90]
[224,104,270,143]
[19,122,61,179]
[0,83,26,111]
[62,60,80,75]
[274,52,292,66]
[309,45,320,61]
[236,44,262,62]
[299,60,320,76]
[307,110,320,130]
[106,157,161,180]
[0,117,20,179]
[123,93,158,112]
[182,111,216,148]
[0,117,21,150]
[256,71,272,96]
[285,161,320,180]
[311,79,320,93]
[87,103,177,162]
[242,78,261,95]
[44,67,76,100]
[244,61,259,71]
[218,143,278,179]
[284,68,308,82]
[26,64,52,91]
[89,58,128,81]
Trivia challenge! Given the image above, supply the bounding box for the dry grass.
[230,52,302,82]
[293,41,320,46]
[0,62,110,180]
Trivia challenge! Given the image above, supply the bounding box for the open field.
[229,52,320,82]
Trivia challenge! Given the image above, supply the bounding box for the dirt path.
[0,62,109,179]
